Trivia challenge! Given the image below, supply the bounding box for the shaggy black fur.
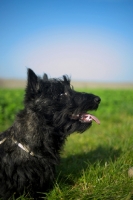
[0,69,101,199]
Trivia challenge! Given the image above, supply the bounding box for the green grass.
[0,88,24,130]
[0,88,133,199]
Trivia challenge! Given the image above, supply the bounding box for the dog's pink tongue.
[80,114,100,124]
[90,114,100,124]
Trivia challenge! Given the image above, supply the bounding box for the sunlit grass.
[0,88,133,199]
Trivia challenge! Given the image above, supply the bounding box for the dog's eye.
[60,92,68,97]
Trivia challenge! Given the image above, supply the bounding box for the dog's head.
[25,69,101,134]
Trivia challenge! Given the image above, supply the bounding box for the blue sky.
[0,0,133,82]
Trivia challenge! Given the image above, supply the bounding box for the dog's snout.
[94,96,101,104]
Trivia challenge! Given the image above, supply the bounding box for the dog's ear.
[27,68,39,93]
[63,75,70,85]
[43,73,48,81]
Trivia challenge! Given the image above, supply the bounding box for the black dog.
[0,69,101,199]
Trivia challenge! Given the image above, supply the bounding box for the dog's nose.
[94,96,101,104]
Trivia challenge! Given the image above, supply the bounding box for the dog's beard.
[53,109,100,134]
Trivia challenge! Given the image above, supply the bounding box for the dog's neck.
[0,137,35,157]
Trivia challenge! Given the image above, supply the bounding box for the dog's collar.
[0,138,6,144]
[13,139,35,156]
[0,138,35,157]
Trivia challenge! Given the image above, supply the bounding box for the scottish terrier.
[0,69,101,199]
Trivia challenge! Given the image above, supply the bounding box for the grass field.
[0,88,133,199]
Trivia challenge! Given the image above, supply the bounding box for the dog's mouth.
[70,113,100,124]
